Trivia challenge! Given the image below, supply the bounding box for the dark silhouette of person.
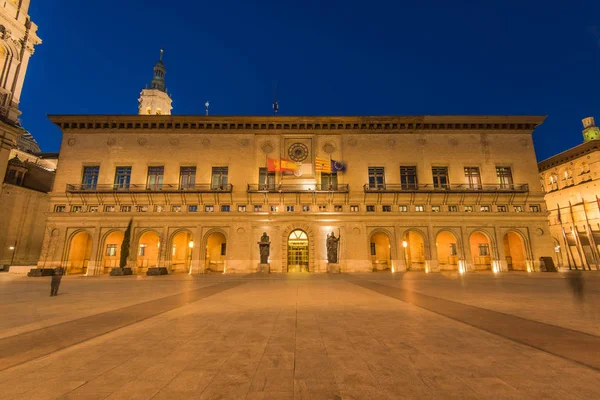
[566,270,584,303]
[51,267,64,297]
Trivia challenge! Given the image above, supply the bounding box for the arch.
[169,229,194,273]
[136,230,161,273]
[288,229,309,272]
[100,230,124,274]
[469,230,494,270]
[436,230,460,271]
[503,231,528,271]
[203,229,227,273]
[402,229,427,270]
[369,230,392,271]
[64,230,93,275]
[282,224,316,272]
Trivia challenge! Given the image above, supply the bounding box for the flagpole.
[570,201,592,271]
[557,204,574,270]
[583,200,600,270]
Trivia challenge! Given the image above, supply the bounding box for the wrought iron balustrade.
[66,183,233,193]
[247,184,349,193]
[363,183,529,193]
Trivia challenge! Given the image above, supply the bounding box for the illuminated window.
[350,205,360,212]
[514,205,523,212]
[464,205,473,212]
[104,205,116,212]
[54,205,66,213]
[270,205,279,212]
[431,205,440,212]
[464,167,481,189]
[529,205,540,212]
[302,205,311,212]
[205,205,214,212]
[448,205,458,212]
[399,205,408,212]
[106,244,117,256]
[497,205,507,212]
[254,205,263,212]
[71,205,83,213]
[415,205,424,212]
[89,205,98,213]
[478,244,490,256]
[172,205,182,212]
[238,205,247,212]
[334,205,343,212]
[480,205,490,212]
[121,205,132,212]
[138,244,147,256]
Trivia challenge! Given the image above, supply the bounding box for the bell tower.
[582,117,600,142]
[138,50,173,115]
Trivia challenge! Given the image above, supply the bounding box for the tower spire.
[138,50,173,115]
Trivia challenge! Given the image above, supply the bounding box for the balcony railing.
[247,184,349,193]
[66,183,233,193]
[363,183,529,193]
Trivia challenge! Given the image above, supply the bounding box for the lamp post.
[8,241,17,269]
[402,240,409,271]
[188,240,194,274]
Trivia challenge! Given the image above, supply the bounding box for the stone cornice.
[48,114,546,134]
[538,140,600,172]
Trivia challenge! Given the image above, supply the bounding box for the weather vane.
[205,101,210,116]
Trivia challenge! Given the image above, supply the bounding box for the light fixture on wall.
[188,241,194,249]
[402,240,408,248]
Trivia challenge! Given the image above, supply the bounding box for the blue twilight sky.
[19,0,600,160]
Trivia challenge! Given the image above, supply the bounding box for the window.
[180,166,196,189]
[221,243,227,256]
[382,205,392,212]
[147,166,164,190]
[368,167,385,189]
[302,205,311,212]
[529,204,540,212]
[138,244,146,256]
[432,167,449,189]
[188,205,198,212]
[514,205,523,212]
[114,166,132,189]
[286,205,295,212]
[318,205,327,212]
[172,205,182,212]
[259,168,276,190]
[136,205,149,212]
[321,173,338,190]
[121,205,132,212]
[464,167,481,189]
[5,168,25,186]
[205,205,214,212]
[71,205,83,213]
[399,205,408,212]
[464,205,473,212]
[478,244,490,256]
[480,205,490,212]
[370,243,376,256]
[415,205,424,212]
[448,205,458,212]
[106,244,117,256]
[221,205,230,212]
[254,205,263,212]
[104,205,116,212]
[334,205,343,212]
[89,205,98,213]
[81,166,99,189]
[449,243,457,256]
[400,166,418,189]
[366,205,375,212]
[155,205,164,212]
[54,205,66,213]
[350,205,360,212]
[238,205,247,212]
[211,166,228,190]
[496,167,514,188]
[431,205,441,212]
[497,205,507,212]
[270,205,279,212]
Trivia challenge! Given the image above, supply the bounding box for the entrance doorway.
[470,231,492,270]
[436,231,458,271]
[66,231,92,275]
[402,231,425,270]
[171,230,193,273]
[370,232,391,271]
[503,232,527,271]
[205,232,226,273]
[102,231,124,274]
[137,231,160,274]
[288,230,309,272]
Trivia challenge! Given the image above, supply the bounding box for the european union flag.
[331,160,346,172]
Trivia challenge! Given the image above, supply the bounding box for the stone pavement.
[0,272,599,399]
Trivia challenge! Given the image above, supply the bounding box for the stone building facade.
[39,113,555,275]
[538,117,600,270]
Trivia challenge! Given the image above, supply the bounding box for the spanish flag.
[267,158,300,172]
[315,157,332,173]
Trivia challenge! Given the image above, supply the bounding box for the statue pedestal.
[257,263,270,274]
[109,267,133,276]
[327,263,340,274]
[146,267,168,276]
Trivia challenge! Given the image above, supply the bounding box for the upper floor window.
[321,172,338,190]
[212,166,228,190]
[496,166,513,188]
[180,166,196,189]
[464,167,481,189]
[432,166,449,189]
[81,166,99,189]
[5,168,25,186]
[366,205,375,212]
[400,166,417,190]
[368,167,385,189]
[259,167,275,190]
[147,166,164,190]
[114,167,132,189]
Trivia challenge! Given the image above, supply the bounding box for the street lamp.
[187,241,194,274]
[8,241,17,268]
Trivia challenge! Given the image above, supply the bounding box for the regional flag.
[315,157,332,173]
[331,159,346,172]
[267,158,299,173]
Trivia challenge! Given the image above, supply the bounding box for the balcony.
[66,183,233,193]
[247,184,349,193]
[363,183,529,193]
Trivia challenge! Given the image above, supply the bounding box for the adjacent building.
[538,117,600,270]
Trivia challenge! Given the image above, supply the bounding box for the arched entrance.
[137,231,160,274]
[66,231,92,275]
[470,231,492,270]
[403,231,425,270]
[436,231,458,271]
[287,230,309,272]
[503,232,527,271]
[370,232,391,271]
[102,231,124,274]
[171,230,193,273]
[205,232,226,273]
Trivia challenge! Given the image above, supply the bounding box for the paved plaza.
[1,272,600,399]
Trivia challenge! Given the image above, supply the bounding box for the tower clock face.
[288,143,309,162]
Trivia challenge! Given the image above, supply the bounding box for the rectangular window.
[480,205,490,212]
[529,205,540,212]
[71,205,83,213]
[254,205,263,212]
[302,205,311,212]
[188,205,198,212]
[106,244,117,256]
[367,205,375,212]
[432,167,449,189]
[155,205,165,212]
[334,205,343,212]
[496,167,514,189]
[321,172,338,190]
[89,205,98,213]
[286,205,295,212]
[212,166,228,190]
[399,205,408,212]
[478,244,490,256]
[138,244,146,257]
[514,205,523,212]
[221,243,227,256]
[448,205,458,212]
[238,205,247,212]
[400,166,418,190]
[221,205,230,212]
[172,205,182,212]
[180,166,196,189]
[415,205,424,212]
[449,243,458,256]
[104,205,116,212]
[259,168,276,190]
[114,166,132,189]
[464,205,473,212]
[370,243,376,256]
[147,166,164,190]
[368,167,385,189]
[350,205,360,212]
[54,205,66,212]
[81,166,99,189]
[464,167,481,189]
[382,205,392,212]
[318,205,327,212]
[120,205,132,212]
[497,205,507,212]
[270,205,279,212]
[205,205,214,212]
[431,205,441,212]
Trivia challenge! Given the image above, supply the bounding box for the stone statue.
[326,231,340,264]
[258,232,270,264]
